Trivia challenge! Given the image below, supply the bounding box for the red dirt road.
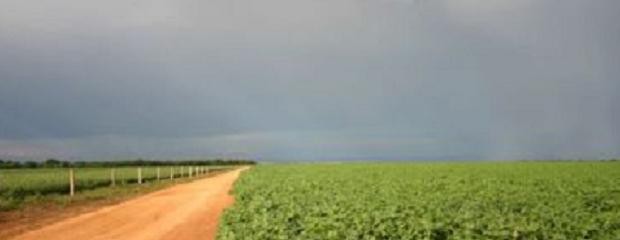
[12,167,248,240]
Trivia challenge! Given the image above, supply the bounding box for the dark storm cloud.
[0,0,619,160]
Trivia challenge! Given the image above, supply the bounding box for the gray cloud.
[0,0,619,160]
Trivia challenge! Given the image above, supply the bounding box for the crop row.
[218,162,620,239]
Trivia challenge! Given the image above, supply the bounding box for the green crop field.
[0,166,230,210]
[218,162,620,239]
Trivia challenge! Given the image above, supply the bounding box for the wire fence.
[0,166,234,199]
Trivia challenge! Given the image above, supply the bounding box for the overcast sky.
[1,0,618,161]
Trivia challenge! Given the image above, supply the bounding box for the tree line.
[0,159,256,169]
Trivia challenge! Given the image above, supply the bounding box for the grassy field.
[0,166,230,210]
[218,162,620,239]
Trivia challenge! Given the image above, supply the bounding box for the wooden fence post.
[111,169,116,187]
[157,167,161,181]
[170,167,174,180]
[181,166,184,178]
[138,167,142,184]
[69,168,75,196]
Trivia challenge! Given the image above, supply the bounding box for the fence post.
[157,167,161,181]
[189,166,193,178]
[181,166,184,178]
[170,167,174,180]
[138,167,142,184]
[69,168,75,196]
[111,169,116,187]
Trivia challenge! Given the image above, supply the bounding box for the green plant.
[218,162,620,239]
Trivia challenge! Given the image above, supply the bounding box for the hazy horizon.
[1,0,619,161]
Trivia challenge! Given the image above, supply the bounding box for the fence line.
[61,166,229,197]
[157,167,161,182]
[111,168,116,187]
[137,167,143,184]
[69,168,75,196]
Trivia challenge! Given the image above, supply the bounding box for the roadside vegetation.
[219,162,620,239]
[0,159,255,210]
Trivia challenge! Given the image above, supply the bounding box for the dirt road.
[12,167,248,240]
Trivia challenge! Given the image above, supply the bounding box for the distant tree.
[61,161,72,168]
[43,159,62,168]
[0,158,255,169]
[24,161,39,168]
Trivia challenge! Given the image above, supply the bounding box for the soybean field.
[218,162,620,239]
